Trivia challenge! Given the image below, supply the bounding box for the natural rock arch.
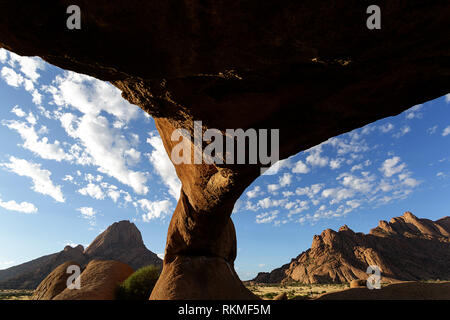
[0,1,448,299]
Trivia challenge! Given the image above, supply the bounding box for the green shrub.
[116,265,161,300]
[262,292,277,299]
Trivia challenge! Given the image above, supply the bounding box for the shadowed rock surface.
[53,260,134,300]
[0,221,161,289]
[31,261,80,300]
[317,281,450,300]
[0,1,449,299]
[253,213,450,284]
[85,221,162,270]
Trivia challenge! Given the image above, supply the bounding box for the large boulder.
[32,261,80,300]
[317,281,450,300]
[54,260,133,300]
[350,280,366,288]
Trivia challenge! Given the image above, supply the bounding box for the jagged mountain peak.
[252,212,450,285]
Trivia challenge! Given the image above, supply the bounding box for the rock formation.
[31,261,81,300]
[0,221,161,289]
[0,1,448,299]
[84,220,162,271]
[253,213,450,284]
[53,260,134,300]
[317,281,450,300]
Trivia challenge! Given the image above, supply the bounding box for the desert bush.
[116,265,161,300]
[262,292,277,299]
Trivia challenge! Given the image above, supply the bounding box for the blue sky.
[0,48,449,280]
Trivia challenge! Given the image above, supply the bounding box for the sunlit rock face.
[253,213,450,285]
[0,1,449,299]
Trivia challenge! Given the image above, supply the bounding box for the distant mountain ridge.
[252,212,450,284]
[0,220,162,289]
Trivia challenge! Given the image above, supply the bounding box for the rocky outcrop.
[85,221,162,271]
[317,281,450,300]
[0,221,161,289]
[31,261,80,300]
[0,1,449,299]
[52,260,134,300]
[253,213,450,284]
[0,245,86,289]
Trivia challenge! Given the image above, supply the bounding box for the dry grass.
[0,289,33,300]
[247,280,448,300]
[246,282,351,300]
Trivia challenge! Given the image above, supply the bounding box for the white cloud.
[139,199,172,221]
[2,118,71,162]
[380,156,406,177]
[1,66,24,87]
[0,195,37,214]
[428,125,438,135]
[306,146,328,167]
[262,158,292,176]
[0,48,7,63]
[295,184,323,198]
[321,187,355,204]
[393,126,411,138]
[279,173,292,187]
[107,189,121,203]
[38,71,150,194]
[405,104,422,120]
[256,210,279,224]
[0,157,65,202]
[59,112,149,194]
[379,123,394,133]
[246,185,263,199]
[63,175,74,182]
[337,172,374,193]
[402,177,420,187]
[77,207,97,225]
[329,158,343,170]
[267,184,279,193]
[442,126,450,137]
[48,71,140,122]
[326,133,369,155]
[78,183,105,200]
[8,52,45,83]
[292,160,309,174]
[11,105,26,117]
[257,197,286,209]
[26,112,37,125]
[146,133,181,200]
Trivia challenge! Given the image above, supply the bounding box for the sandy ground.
[247,280,448,300]
[0,289,33,300]
[246,283,352,300]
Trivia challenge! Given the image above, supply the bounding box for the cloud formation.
[0,157,65,202]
